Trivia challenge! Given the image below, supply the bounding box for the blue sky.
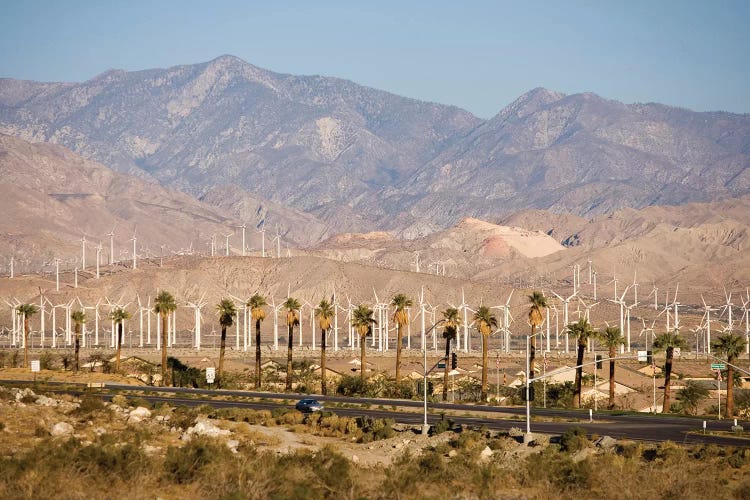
[1,0,748,118]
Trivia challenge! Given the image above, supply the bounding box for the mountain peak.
[496,87,566,120]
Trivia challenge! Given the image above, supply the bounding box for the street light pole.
[526,333,531,439]
[423,319,446,435]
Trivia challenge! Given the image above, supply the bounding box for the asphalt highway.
[4,379,749,447]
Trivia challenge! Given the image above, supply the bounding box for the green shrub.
[432,413,453,435]
[39,350,56,370]
[164,436,232,484]
[560,426,588,453]
[72,395,106,417]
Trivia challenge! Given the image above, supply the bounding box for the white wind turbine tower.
[54,258,60,291]
[720,287,734,333]
[223,232,233,256]
[137,294,154,347]
[741,289,750,354]
[210,234,216,257]
[607,270,619,301]
[95,242,102,279]
[80,235,87,271]
[587,259,592,284]
[9,256,14,278]
[412,252,421,273]
[577,296,599,322]
[592,269,598,300]
[269,298,282,351]
[671,284,681,331]
[185,294,207,350]
[639,318,657,351]
[372,289,389,352]
[130,231,137,269]
[624,300,639,352]
[272,227,281,258]
[551,289,578,353]
[256,224,266,257]
[631,271,639,305]
[607,285,630,354]
[107,225,116,265]
[490,290,514,354]
[646,284,659,310]
[701,295,718,355]
[238,223,247,257]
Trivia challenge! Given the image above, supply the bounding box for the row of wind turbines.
[4,258,750,357]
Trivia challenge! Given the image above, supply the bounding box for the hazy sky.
[1,0,748,118]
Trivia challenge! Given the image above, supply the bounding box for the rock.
[478,446,493,462]
[14,388,36,402]
[393,442,403,450]
[94,427,107,436]
[143,445,161,455]
[155,415,171,423]
[351,455,359,463]
[34,395,59,407]
[226,439,240,453]
[186,418,230,438]
[448,449,458,458]
[51,422,74,437]
[594,435,617,451]
[130,407,152,419]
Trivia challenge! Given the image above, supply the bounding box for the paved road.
[4,379,749,447]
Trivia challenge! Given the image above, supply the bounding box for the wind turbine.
[238,223,247,257]
[701,295,718,355]
[272,227,281,258]
[592,269,598,300]
[95,242,102,279]
[256,223,266,258]
[223,232,233,256]
[741,289,750,355]
[54,258,60,291]
[412,252,421,273]
[130,230,137,269]
[551,289,578,353]
[720,286,734,333]
[639,317,657,351]
[107,225,116,265]
[80,235,87,271]
[631,271,639,304]
[490,290,514,354]
[646,284,658,310]
[577,296,599,322]
[607,285,631,354]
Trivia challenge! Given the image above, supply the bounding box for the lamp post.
[422,319,446,435]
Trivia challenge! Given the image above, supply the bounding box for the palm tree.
[598,326,624,409]
[153,290,177,386]
[316,299,335,395]
[351,304,377,385]
[216,298,237,388]
[441,307,460,401]
[110,307,131,373]
[391,293,413,385]
[567,318,597,408]
[473,305,498,401]
[712,333,747,418]
[527,291,547,381]
[70,310,86,372]
[653,330,687,413]
[282,297,301,391]
[248,294,267,389]
[17,303,39,369]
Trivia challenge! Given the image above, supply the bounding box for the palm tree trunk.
[161,314,168,386]
[23,317,29,369]
[321,327,327,395]
[574,344,585,408]
[74,325,80,372]
[663,347,673,413]
[115,323,123,373]
[286,325,293,390]
[360,332,367,385]
[218,326,227,388]
[480,334,488,401]
[726,360,734,418]
[395,323,403,384]
[529,324,536,380]
[255,319,262,389]
[442,337,450,401]
[608,345,616,409]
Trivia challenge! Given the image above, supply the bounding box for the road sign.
[637,350,648,362]
[437,362,446,369]
[30,360,40,372]
[206,367,216,384]
[711,363,726,370]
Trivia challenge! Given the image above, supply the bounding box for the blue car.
[295,398,324,413]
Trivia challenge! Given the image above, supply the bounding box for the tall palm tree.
[653,330,687,413]
[391,293,413,385]
[567,318,596,408]
[712,333,747,418]
[216,298,237,388]
[17,303,39,369]
[153,290,177,386]
[316,299,335,395]
[473,305,498,401]
[282,297,301,391]
[441,307,460,401]
[110,307,131,373]
[70,310,86,372]
[527,291,547,381]
[351,304,377,385]
[598,326,624,409]
[248,294,267,389]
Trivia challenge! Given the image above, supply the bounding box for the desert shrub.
[20,394,37,404]
[110,394,128,408]
[727,447,750,469]
[59,351,73,371]
[170,406,200,430]
[0,351,8,368]
[642,441,687,463]
[0,421,4,431]
[356,416,395,442]
[615,440,641,459]
[451,430,484,451]
[545,381,576,408]
[431,413,453,435]
[72,395,106,417]
[525,447,592,491]
[39,350,56,370]
[735,477,750,499]
[319,414,358,436]
[560,426,588,453]
[126,396,152,409]
[164,436,233,484]
[336,374,370,396]
[9,350,21,368]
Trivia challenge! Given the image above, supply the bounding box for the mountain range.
[2,55,749,238]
